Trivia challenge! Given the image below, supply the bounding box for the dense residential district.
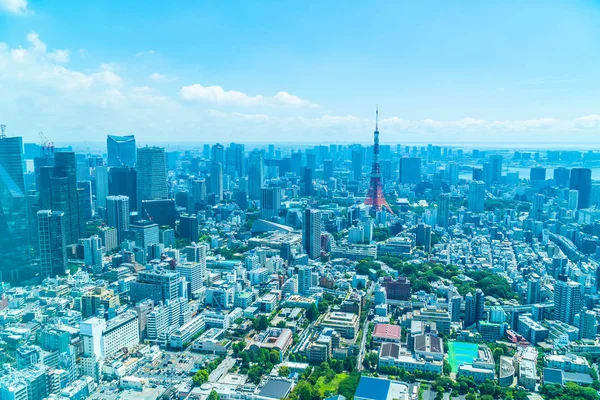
[3,126,600,400]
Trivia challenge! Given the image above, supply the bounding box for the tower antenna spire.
[375,105,379,131]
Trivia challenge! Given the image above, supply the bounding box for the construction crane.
[39,131,54,156]
[0,124,6,139]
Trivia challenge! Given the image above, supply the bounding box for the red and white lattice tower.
[364,106,393,213]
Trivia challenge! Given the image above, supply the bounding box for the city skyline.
[2,1,600,144]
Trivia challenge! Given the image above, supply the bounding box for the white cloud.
[48,49,70,63]
[273,91,319,108]
[0,0,28,14]
[181,84,318,108]
[149,72,165,81]
[26,31,45,52]
[135,50,156,57]
[180,84,264,105]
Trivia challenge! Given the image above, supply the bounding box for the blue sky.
[1,0,600,144]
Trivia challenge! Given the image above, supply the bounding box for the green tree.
[270,350,281,364]
[247,365,264,384]
[293,381,314,400]
[255,315,270,331]
[192,369,209,386]
[279,366,290,377]
[306,303,318,322]
[207,390,219,400]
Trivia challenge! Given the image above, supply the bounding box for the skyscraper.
[106,195,130,243]
[530,193,545,221]
[136,146,168,212]
[38,152,84,245]
[302,167,314,196]
[0,135,31,280]
[398,157,421,183]
[179,214,199,242]
[554,275,583,325]
[302,208,321,259]
[437,193,450,228]
[570,168,592,209]
[553,167,570,187]
[298,265,313,295]
[225,142,245,178]
[468,181,486,213]
[260,187,281,221]
[415,223,432,252]
[80,235,103,268]
[351,147,363,181]
[211,143,225,165]
[530,167,546,182]
[489,154,503,183]
[95,165,109,210]
[324,159,334,180]
[108,166,137,210]
[464,289,485,327]
[107,135,136,167]
[37,210,67,277]
[247,150,264,200]
[210,162,223,201]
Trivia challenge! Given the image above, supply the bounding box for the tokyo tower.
[364,107,393,213]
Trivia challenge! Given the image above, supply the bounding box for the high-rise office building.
[464,289,484,327]
[247,150,264,200]
[398,157,421,183]
[136,146,167,211]
[554,275,583,325]
[570,168,592,209]
[211,143,225,165]
[225,142,245,178]
[553,167,570,187]
[568,190,579,211]
[38,152,84,245]
[415,223,432,252]
[95,165,109,210]
[298,265,313,295]
[260,187,282,221]
[489,154,503,183]
[0,135,31,280]
[449,296,462,322]
[108,166,137,210]
[80,235,103,268]
[351,147,363,181]
[37,210,67,277]
[77,180,93,221]
[107,135,136,167]
[179,214,199,242]
[129,219,159,252]
[437,193,450,228]
[468,181,485,213]
[302,208,321,259]
[530,167,546,182]
[106,195,130,243]
[176,262,204,297]
[530,194,545,221]
[526,275,541,304]
[324,159,334,180]
[210,162,223,201]
[302,167,314,196]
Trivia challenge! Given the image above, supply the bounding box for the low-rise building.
[190,328,230,354]
[318,311,359,339]
[372,324,402,346]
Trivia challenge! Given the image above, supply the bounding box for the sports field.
[447,342,479,372]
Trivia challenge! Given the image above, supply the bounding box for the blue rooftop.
[354,376,392,400]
